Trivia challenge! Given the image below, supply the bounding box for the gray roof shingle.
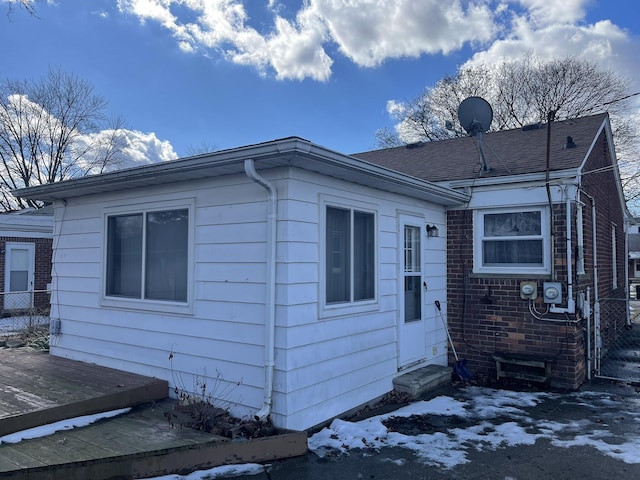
[352,113,608,182]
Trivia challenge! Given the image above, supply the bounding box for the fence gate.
[594,297,640,382]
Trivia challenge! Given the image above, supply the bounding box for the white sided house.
[14,137,469,430]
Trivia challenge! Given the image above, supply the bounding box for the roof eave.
[13,137,469,207]
[439,168,582,189]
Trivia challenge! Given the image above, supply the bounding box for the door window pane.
[404,276,422,323]
[9,249,29,291]
[404,225,421,323]
[404,226,421,272]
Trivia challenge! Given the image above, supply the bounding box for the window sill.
[101,296,194,316]
[468,272,552,280]
[319,300,380,319]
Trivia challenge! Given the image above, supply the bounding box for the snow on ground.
[150,463,266,479]
[308,386,640,469]
[3,386,639,479]
[0,408,131,444]
[0,315,49,335]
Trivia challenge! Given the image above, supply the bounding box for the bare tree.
[375,54,640,210]
[183,142,219,157]
[377,53,633,147]
[0,68,127,210]
[5,0,37,16]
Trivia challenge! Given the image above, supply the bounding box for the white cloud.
[116,0,499,81]
[1,93,176,183]
[112,129,178,166]
[311,0,496,67]
[75,128,178,174]
[467,18,638,84]
[114,0,640,96]
[506,0,587,26]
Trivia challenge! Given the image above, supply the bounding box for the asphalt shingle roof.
[352,113,608,183]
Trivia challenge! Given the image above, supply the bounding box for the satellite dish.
[458,96,493,135]
[457,96,493,172]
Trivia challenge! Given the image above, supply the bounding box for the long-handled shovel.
[435,300,473,381]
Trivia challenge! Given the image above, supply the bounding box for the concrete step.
[392,364,452,398]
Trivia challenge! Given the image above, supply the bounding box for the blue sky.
[1,0,639,163]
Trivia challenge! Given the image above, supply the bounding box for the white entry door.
[4,242,35,310]
[398,215,425,368]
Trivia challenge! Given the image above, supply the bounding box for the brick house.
[355,113,627,389]
[0,208,53,316]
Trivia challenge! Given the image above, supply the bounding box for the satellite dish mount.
[457,97,493,172]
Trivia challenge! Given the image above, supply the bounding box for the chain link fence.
[595,297,640,382]
[0,290,51,340]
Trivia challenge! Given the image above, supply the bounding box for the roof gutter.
[13,138,469,207]
[244,159,277,423]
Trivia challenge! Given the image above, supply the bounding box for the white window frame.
[473,206,550,275]
[101,198,195,315]
[320,197,378,318]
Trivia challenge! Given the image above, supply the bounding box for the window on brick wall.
[474,207,549,274]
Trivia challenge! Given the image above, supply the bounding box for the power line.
[601,92,640,106]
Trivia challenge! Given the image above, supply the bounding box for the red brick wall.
[579,130,627,349]
[445,129,625,389]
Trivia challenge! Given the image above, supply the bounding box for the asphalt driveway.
[213,379,640,480]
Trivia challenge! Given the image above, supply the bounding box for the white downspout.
[244,159,277,421]
[585,191,600,376]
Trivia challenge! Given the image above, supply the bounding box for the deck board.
[0,348,168,437]
[0,349,307,479]
[0,400,229,477]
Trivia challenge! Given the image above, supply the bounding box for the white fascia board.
[14,137,470,207]
[438,168,581,190]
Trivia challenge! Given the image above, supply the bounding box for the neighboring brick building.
[355,113,627,389]
[0,208,53,316]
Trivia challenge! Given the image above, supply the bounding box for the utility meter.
[543,282,563,304]
[520,281,537,300]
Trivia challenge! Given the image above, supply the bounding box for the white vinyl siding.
[48,167,450,431]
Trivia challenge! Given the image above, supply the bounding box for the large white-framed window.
[474,206,549,274]
[103,199,194,313]
[323,201,377,313]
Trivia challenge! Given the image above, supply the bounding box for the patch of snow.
[308,387,640,469]
[149,463,265,479]
[0,408,131,444]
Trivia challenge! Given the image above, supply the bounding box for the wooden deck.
[0,348,168,437]
[0,348,307,479]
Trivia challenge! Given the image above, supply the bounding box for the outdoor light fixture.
[426,224,439,237]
